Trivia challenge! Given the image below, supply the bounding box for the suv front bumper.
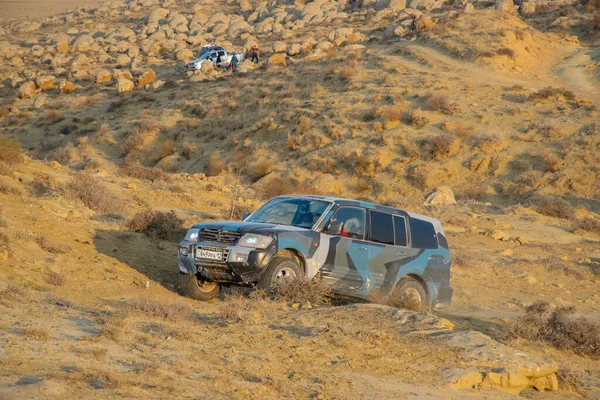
[178,242,273,283]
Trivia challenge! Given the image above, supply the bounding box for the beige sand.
[0,0,105,21]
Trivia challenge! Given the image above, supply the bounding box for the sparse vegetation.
[532,195,575,220]
[64,172,121,213]
[127,209,184,240]
[205,154,226,177]
[508,301,600,359]
[528,87,576,102]
[0,134,24,164]
[21,327,49,341]
[426,93,454,114]
[45,271,66,286]
[121,164,171,183]
[248,159,275,181]
[572,218,600,235]
[0,180,24,196]
[273,277,332,305]
[424,134,459,160]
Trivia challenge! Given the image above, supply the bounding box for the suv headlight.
[238,234,273,249]
[184,228,200,241]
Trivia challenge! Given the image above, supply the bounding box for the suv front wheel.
[257,256,302,292]
[179,273,220,301]
[391,277,430,312]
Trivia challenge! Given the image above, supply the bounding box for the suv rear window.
[409,217,438,249]
[370,211,394,245]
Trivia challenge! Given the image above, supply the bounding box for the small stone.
[423,186,457,206]
[290,303,300,309]
[137,70,156,87]
[117,78,134,94]
[303,301,312,309]
[59,80,76,94]
[18,81,38,99]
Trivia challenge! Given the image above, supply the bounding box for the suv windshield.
[247,198,330,229]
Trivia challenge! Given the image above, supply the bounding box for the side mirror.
[242,212,251,221]
[325,221,343,236]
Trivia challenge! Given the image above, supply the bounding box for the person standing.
[250,45,259,63]
[230,54,238,72]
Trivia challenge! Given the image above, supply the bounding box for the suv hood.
[191,221,312,234]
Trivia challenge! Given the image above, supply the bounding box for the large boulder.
[72,34,95,52]
[35,76,56,91]
[59,80,76,94]
[495,0,516,13]
[423,186,457,205]
[268,53,287,66]
[136,70,156,87]
[96,70,112,83]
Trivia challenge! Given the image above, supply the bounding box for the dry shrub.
[218,288,271,323]
[64,172,120,213]
[121,128,146,155]
[471,130,505,153]
[528,87,576,102]
[572,218,600,235]
[532,195,575,219]
[508,301,600,359]
[22,327,49,340]
[557,368,586,395]
[425,134,459,160]
[182,143,199,159]
[154,139,176,160]
[35,235,69,254]
[457,184,487,202]
[273,277,331,305]
[125,297,194,322]
[45,110,64,125]
[258,177,322,200]
[137,117,160,134]
[452,249,480,269]
[121,164,171,182]
[93,123,114,144]
[0,285,24,302]
[369,288,421,311]
[539,149,561,172]
[544,257,584,280]
[0,180,24,196]
[363,107,378,122]
[338,66,355,83]
[426,93,451,113]
[45,271,66,286]
[51,144,79,165]
[0,231,9,252]
[287,133,301,150]
[30,174,56,197]
[248,159,275,181]
[205,154,226,177]
[296,116,312,134]
[405,109,429,127]
[0,161,12,176]
[0,134,24,164]
[380,105,403,122]
[127,209,184,240]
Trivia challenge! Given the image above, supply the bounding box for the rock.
[33,95,47,109]
[72,34,95,52]
[388,0,407,10]
[288,43,302,56]
[116,54,131,66]
[117,77,134,93]
[96,70,112,83]
[176,48,193,62]
[495,0,516,14]
[464,3,475,13]
[443,369,483,390]
[393,26,406,36]
[414,15,435,31]
[273,41,288,53]
[59,80,76,94]
[424,186,456,206]
[18,81,38,99]
[35,76,56,91]
[481,369,530,395]
[268,53,286,66]
[521,2,535,15]
[311,174,342,195]
[136,70,156,87]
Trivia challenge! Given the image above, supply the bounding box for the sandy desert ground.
[1,0,600,398]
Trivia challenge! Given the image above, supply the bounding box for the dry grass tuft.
[154,139,176,160]
[424,134,459,160]
[532,195,575,219]
[45,110,65,125]
[538,149,561,172]
[64,172,120,213]
[248,159,275,181]
[544,257,585,280]
[45,271,66,286]
[257,177,322,200]
[508,301,600,359]
[0,180,24,196]
[22,327,49,340]
[426,93,452,114]
[380,105,404,122]
[471,130,505,153]
[338,66,355,83]
[127,209,184,240]
[218,288,271,323]
[557,368,586,395]
[273,277,332,305]
[125,297,194,322]
[0,161,12,176]
[205,154,226,177]
[121,164,171,183]
[572,218,600,235]
[182,143,199,159]
[528,86,576,102]
[121,128,146,155]
[35,235,69,254]
[0,134,24,164]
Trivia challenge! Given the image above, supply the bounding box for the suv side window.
[330,207,366,240]
[370,211,394,245]
[409,217,438,249]
[394,215,408,247]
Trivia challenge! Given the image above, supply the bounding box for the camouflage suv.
[178,195,453,309]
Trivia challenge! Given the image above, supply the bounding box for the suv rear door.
[367,211,420,294]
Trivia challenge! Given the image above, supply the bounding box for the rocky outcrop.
[117,77,135,93]
[424,186,457,205]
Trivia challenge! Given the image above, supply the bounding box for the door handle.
[356,246,368,252]
[397,252,407,256]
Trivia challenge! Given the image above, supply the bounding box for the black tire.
[179,273,220,301]
[390,277,430,312]
[257,256,302,292]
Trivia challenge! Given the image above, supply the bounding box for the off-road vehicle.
[178,195,453,310]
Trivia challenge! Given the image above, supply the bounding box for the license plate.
[197,249,223,260]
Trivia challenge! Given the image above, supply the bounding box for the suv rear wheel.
[179,273,220,301]
[390,277,429,312]
[257,256,302,292]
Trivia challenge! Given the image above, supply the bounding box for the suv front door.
[319,206,370,296]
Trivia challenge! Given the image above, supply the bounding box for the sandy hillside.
[1,0,600,398]
[0,0,106,21]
